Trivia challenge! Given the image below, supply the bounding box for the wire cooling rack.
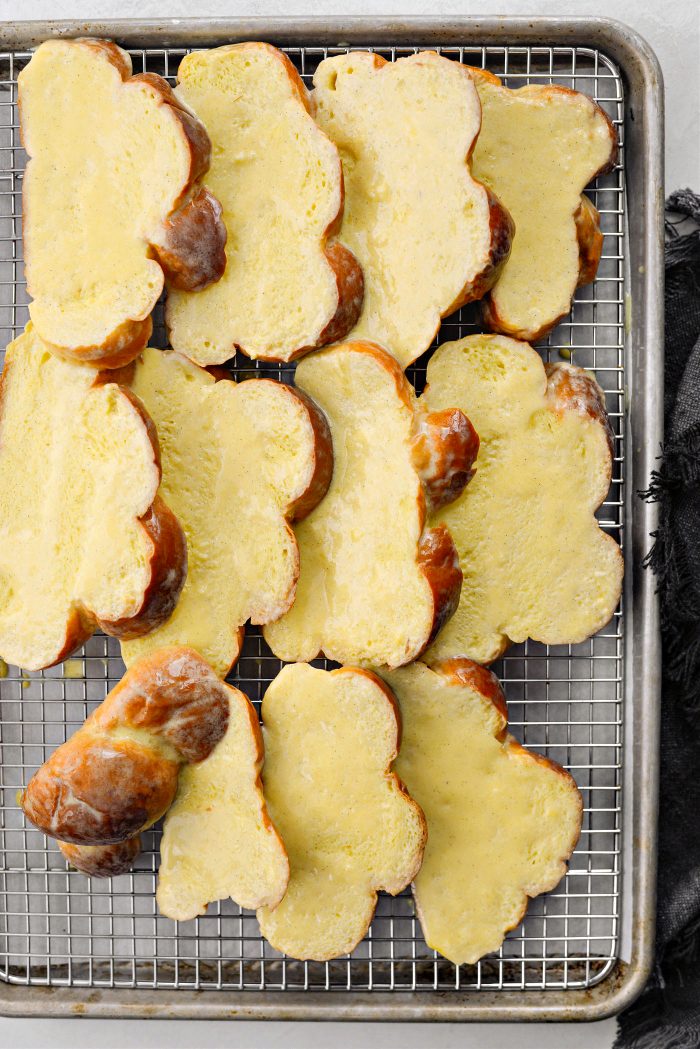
[0,41,625,996]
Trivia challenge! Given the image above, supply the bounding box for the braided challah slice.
[468,68,618,341]
[167,42,363,364]
[20,648,231,877]
[257,663,426,961]
[382,659,582,965]
[121,347,332,676]
[157,684,289,920]
[263,341,479,669]
[312,51,513,367]
[0,325,187,672]
[423,334,623,665]
[19,38,226,368]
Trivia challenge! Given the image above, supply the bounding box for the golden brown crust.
[86,381,187,642]
[39,316,154,371]
[20,39,226,370]
[46,607,98,670]
[151,186,227,292]
[283,386,335,522]
[316,241,365,347]
[59,836,143,878]
[430,656,508,729]
[412,407,479,511]
[23,734,179,845]
[574,195,604,287]
[336,339,415,410]
[101,494,188,641]
[77,38,132,80]
[446,187,515,314]
[417,525,463,652]
[468,67,501,88]
[91,648,230,763]
[130,71,212,190]
[544,360,615,455]
[126,69,226,294]
[20,648,230,849]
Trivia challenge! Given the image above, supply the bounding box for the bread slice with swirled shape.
[382,659,582,965]
[18,38,226,368]
[263,341,479,669]
[0,325,186,671]
[257,662,426,961]
[166,43,363,364]
[157,680,289,920]
[469,69,618,341]
[422,334,623,665]
[121,347,332,676]
[312,51,513,367]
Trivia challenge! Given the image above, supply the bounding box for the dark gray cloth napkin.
[615,189,700,1048]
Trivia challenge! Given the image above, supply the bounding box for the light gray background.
[0,1,697,1046]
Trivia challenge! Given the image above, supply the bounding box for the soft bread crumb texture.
[257,663,425,961]
[471,72,616,340]
[157,683,288,920]
[122,348,324,675]
[424,334,623,664]
[383,661,582,965]
[264,343,445,668]
[0,326,162,670]
[19,39,212,360]
[313,51,498,367]
[167,43,351,363]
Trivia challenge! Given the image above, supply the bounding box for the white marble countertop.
[0,2,697,1046]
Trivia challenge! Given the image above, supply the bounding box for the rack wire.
[0,41,626,995]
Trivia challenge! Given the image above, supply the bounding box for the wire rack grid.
[0,40,626,997]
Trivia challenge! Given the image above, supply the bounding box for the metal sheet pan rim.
[0,14,663,1022]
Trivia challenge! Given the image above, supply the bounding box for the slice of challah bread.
[19,38,226,368]
[166,43,363,365]
[0,326,187,671]
[157,683,289,920]
[312,52,513,367]
[469,69,618,341]
[422,334,623,665]
[121,348,332,676]
[257,663,426,961]
[382,660,582,965]
[263,342,479,668]
[20,648,231,877]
